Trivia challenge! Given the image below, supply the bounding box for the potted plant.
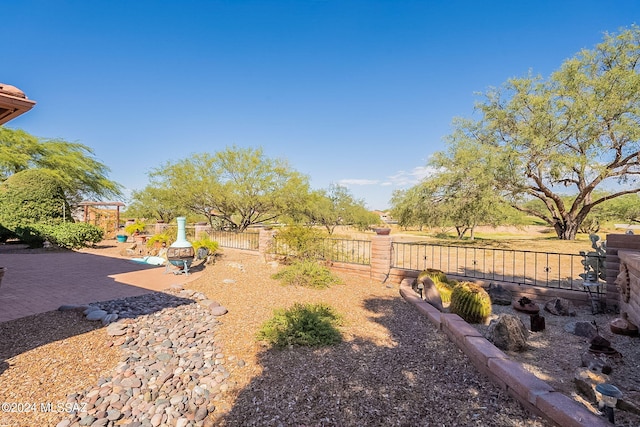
[371,224,391,235]
[124,220,146,236]
[146,232,171,250]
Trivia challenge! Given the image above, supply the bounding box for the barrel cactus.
[450,281,492,324]
[416,269,454,303]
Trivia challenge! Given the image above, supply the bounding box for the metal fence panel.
[391,241,603,291]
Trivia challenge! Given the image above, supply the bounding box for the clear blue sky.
[3,1,639,210]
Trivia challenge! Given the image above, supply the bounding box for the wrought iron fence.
[208,230,260,251]
[271,237,371,265]
[392,241,604,291]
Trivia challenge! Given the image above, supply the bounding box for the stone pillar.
[259,227,276,259]
[154,220,168,235]
[370,235,393,282]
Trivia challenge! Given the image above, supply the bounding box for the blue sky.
[2,1,639,210]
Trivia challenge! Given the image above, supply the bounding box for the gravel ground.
[0,247,552,427]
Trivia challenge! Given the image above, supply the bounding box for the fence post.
[259,227,276,260]
[371,234,393,282]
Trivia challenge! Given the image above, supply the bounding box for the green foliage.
[0,169,68,231]
[256,303,343,348]
[300,185,379,234]
[146,146,310,231]
[146,232,171,248]
[191,233,219,254]
[124,220,146,235]
[272,259,343,289]
[275,225,328,260]
[126,187,182,223]
[428,26,640,240]
[0,127,121,202]
[449,281,492,324]
[37,222,104,249]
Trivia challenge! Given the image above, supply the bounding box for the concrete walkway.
[0,248,202,323]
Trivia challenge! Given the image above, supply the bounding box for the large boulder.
[485,314,529,352]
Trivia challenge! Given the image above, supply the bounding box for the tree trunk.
[554,219,579,240]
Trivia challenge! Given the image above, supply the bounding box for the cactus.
[579,234,606,281]
[415,269,454,303]
[450,281,492,324]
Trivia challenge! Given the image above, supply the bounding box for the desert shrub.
[256,303,343,348]
[124,220,146,235]
[449,281,492,324]
[274,225,327,261]
[36,222,104,249]
[272,259,343,289]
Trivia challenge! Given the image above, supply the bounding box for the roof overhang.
[0,83,36,126]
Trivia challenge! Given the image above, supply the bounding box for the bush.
[124,220,146,235]
[272,259,343,289]
[274,225,327,261]
[0,169,68,230]
[192,233,219,254]
[257,303,343,348]
[36,222,104,249]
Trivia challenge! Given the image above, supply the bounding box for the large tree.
[145,146,310,231]
[442,25,640,240]
[302,184,378,234]
[0,127,122,203]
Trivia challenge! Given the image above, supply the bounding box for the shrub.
[449,281,492,324]
[192,233,219,254]
[257,303,343,348]
[274,225,327,261]
[0,169,68,230]
[272,259,343,289]
[37,222,104,249]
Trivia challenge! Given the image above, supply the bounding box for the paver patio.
[0,248,201,323]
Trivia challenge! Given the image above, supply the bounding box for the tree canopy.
[415,25,640,240]
[143,146,310,231]
[0,127,122,203]
[301,184,378,234]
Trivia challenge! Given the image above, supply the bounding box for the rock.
[86,309,109,321]
[83,306,101,315]
[222,278,236,284]
[485,314,529,352]
[106,409,122,421]
[544,297,576,316]
[56,420,72,427]
[487,283,512,305]
[574,368,609,401]
[565,321,597,339]
[106,322,127,336]
[414,277,443,312]
[581,351,615,374]
[101,313,119,325]
[512,297,539,314]
[210,306,228,316]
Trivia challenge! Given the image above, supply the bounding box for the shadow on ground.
[217,296,549,427]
